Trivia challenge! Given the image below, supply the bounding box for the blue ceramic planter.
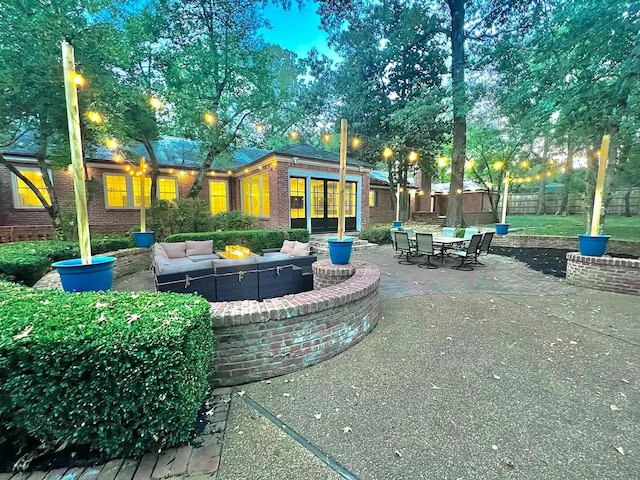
[52,256,116,292]
[392,221,403,228]
[328,237,354,265]
[495,223,510,235]
[578,234,610,257]
[133,231,154,248]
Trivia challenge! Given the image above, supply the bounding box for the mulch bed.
[491,247,638,278]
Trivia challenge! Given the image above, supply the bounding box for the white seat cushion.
[186,240,214,256]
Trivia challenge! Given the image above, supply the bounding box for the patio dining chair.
[450,233,483,271]
[415,233,441,269]
[462,227,480,247]
[472,231,494,266]
[442,227,456,237]
[394,231,417,265]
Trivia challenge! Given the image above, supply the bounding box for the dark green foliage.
[360,227,392,245]
[0,282,213,459]
[0,236,134,286]
[210,211,258,231]
[166,229,309,253]
[454,228,465,238]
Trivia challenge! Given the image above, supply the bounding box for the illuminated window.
[133,177,152,207]
[105,174,177,208]
[12,168,51,208]
[241,172,270,217]
[310,179,325,218]
[209,180,228,214]
[369,190,376,207]
[289,177,305,219]
[346,182,357,217]
[105,174,129,207]
[157,177,178,201]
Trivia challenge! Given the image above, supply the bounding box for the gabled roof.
[274,144,370,167]
[431,180,487,194]
[369,170,416,188]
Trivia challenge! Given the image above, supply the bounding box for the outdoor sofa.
[152,240,316,302]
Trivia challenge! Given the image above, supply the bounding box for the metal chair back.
[466,233,483,254]
[394,231,412,251]
[415,233,434,255]
[479,231,494,254]
[442,227,455,237]
[464,228,479,239]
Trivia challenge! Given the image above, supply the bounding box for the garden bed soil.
[491,247,638,278]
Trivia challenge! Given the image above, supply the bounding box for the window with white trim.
[104,173,178,208]
[241,172,270,217]
[369,190,376,207]
[12,168,51,208]
[209,180,228,214]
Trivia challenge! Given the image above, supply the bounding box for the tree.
[0,0,117,237]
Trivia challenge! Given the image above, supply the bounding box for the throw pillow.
[291,241,310,257]
[280,240,296,254]
[153,243,169,259]
[160,242,187,259]
[186,240,214,256]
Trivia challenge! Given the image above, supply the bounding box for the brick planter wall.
[566,253,640,296]
[210,261,380,387]
[34,247,151,289]
[313,260,356,288]
[492,235,640,256]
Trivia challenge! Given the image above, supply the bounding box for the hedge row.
[166,228,310,252]
[0,282,213,459]
[0,235,134,286]
[359,227,393,245]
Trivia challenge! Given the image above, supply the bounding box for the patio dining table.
[406,234,466,262]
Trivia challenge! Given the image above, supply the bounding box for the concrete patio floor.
[205,246,639,480]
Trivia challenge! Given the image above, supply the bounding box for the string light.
[351,136,362,149]
[289,130,300,141]
[322,133,331,144]
[256,123,266,134]
[72,73,85,87]
[465,159,475,169]
[382,147,394,158]
[408,151,418,162]
[105,138,119,150]
[113,153,124,163]
[493,161,504,170]
[437,157,448,167]
[149,97,163,110]
[204,112,217,126]
[87,111,103,124]
[520,160,529,169]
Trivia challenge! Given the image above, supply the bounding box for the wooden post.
[62,41,92,264]
[395,179,401,222]
[501,171,510,224]
[590,134,610,235]
[337,119,347,241]
[140,159,146,233]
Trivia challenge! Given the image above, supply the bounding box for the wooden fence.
[501,188,640,215]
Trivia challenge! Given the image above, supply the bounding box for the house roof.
[431,180,487,194]
[2,134,369,171]
[369,170,417,188]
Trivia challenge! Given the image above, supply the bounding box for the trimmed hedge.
[0,282,213,458]
[360,227,393,245]
[166,229,310,252]
[0,235,134,286]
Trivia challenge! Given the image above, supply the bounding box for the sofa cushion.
[153,243,169,260]
[280,240,295,254]
[186,240,214,256]
[160,242,187,259]
[158,258,210,275]
[188,253,219,262]
[291,241,310,257]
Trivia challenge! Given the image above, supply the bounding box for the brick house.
[1,137,378,240]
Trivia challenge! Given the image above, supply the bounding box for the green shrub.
[0,236,134,286]
[166,229,309,253]
[147,199,217,241]
[0,282,213,459]
[360,227,393,244]
[454,228,465,238]
[210,211,258,231]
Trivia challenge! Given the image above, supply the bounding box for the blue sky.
[260,1,339,61]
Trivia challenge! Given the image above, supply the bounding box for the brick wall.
[369,186,395,224]
[33,247,151,289]
[210,261,380,386]
[492,235,640,256]
[566,253,640,296]
[313,260,355,289]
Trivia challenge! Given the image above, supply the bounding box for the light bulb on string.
[408,151,418,162]
[256,123,266,134]
[204,112,217,126]
[351,136,362,149]
[149,97,163,110]
[72,73,86,87]
[322,133,331,144]
[87,111,103,124]
[382,147,393,159]
[288,130,300,141]
[105,138,119,150]
[493,161,504,171]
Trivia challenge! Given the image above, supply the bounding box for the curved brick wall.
[566,252,640,296]
[34,248,151,289]
[210,261,380,387]
[492,234,639,256]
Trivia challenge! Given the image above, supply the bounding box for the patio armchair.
[472,232,494,266]
[462,227,480,248]
[450,233,483,271]
[442,227,456,237]
[393,231,417,265]
[415,233,441,269]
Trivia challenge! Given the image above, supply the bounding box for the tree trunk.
[624,187,632,217]
[556,138,574,215]
[536,135,549,215]
[444,0,466,228]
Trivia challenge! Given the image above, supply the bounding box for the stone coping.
[492,234,639,256]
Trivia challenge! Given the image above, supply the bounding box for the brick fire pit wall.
[566,252,640,296]
[210,261,380,387]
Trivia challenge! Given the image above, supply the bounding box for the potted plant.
[52,42,116,292]
[328,119,354,265]
[578,135,611,257]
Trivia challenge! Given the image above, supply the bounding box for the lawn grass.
[481,215,640,242]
